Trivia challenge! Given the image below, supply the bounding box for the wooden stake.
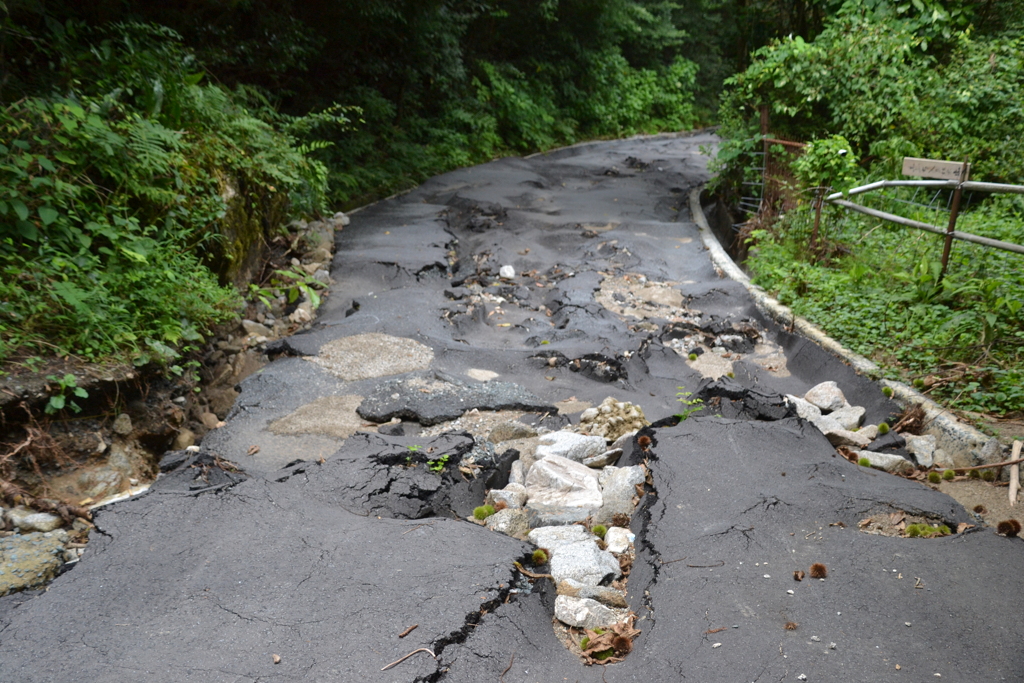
[1010,441,1021,506]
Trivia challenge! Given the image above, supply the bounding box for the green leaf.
[17,220,38,240]
[11,199,28,221]
[46,395,66,414]
[38,206,59,226]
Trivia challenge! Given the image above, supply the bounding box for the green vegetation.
[928,471,942,484]
[675,389,705,421]
[942,469,956,481]
[882,387,894,398]
[714,0,1024,417]
[858,457,871,467]
[44,374,88,414]
[877,423,890,436]
[591,524,608,539]
[905,523,952,538]
[428,454,450,473]
[0,19,332,367]
[473,505,496,520]
[531,548,549,566]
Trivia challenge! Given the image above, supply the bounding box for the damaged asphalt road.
[1,132,1022,682]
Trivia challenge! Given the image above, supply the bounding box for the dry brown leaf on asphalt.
[580,614,640,665]
[247,445,260,456]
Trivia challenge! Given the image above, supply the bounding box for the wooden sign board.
[902,157,970,181]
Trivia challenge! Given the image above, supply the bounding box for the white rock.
[594,465,646,524]
[241,319,272,337]
[499,265,516,279]
[604,527,634,554]
[525,455,603,524]
[611,430,639,453]
[556,578,628,608]
[485,508,530,538]
[528,525,593,549]
[289,303,313,324]
[786,395,822,421]
[829,405,866,431]
[905,434,937,468]
[486,483,528,509]
[824,428,872,448]
[5,507,63,533]
[508,460,527,486]
[856,450,915,475]
[933,447,953,468]
[555,595,629,630]
[536,431,607,463]
[332,211,350,226]
[112,413,133,436]
[859,424,879,441]
[583,448,622,468]
[804,381,847,413]
[809,413,843,435]
[549,541,621,586]
[467,368,499,382]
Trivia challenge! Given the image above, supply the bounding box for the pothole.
[856,509,958,538]
[455,396,654,665]
[596,273,695,322]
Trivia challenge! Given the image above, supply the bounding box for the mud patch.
[596,274,695,322]
[268,395,372,439]
[308,333,434,380]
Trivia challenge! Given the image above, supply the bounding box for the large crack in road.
[1,132,1022,682]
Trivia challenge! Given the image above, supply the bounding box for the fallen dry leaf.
[580,615,640,665]
[247,445,260,456]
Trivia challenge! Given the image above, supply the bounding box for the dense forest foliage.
[712,0,1024,415]
[2,0,1021,415]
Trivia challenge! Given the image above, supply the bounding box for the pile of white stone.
[786,381,946,472]
[478,397,650,630]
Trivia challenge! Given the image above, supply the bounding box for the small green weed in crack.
[428,454,449,473]
[675,389,704,421]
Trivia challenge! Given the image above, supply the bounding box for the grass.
[747,193,1024,417]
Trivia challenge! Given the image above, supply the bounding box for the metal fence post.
[810,186,825,254]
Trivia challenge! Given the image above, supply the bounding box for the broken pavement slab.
[357,371,556,426]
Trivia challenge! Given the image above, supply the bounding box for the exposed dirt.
[937,477,1024,530]
[0,215,344,513]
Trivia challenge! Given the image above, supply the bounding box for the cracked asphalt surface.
[2,132,1022,682]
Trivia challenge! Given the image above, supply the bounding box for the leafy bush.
[0,21,330,365]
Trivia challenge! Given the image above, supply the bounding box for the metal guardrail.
[821,179,1024,274]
